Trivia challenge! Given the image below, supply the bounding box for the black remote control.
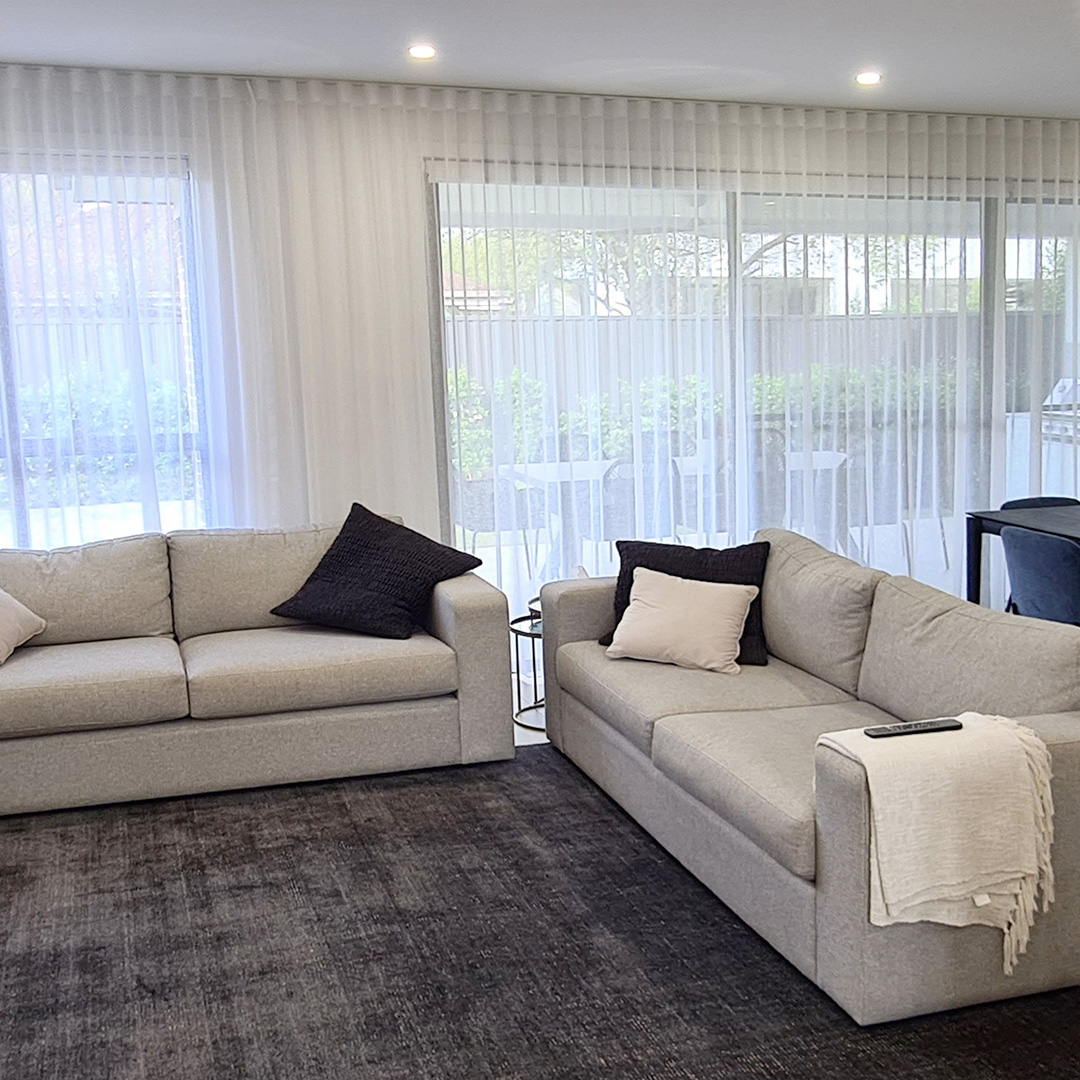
[863,718,963,738]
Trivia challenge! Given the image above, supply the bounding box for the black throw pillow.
[271,503,481,639]
[600,539,771,665]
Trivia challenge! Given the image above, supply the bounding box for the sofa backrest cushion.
[0,534,173,645]
[168,524,343,641]
[858,575,1080,720]
[754,528,886,694]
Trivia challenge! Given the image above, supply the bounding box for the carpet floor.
[2,745,1079,1080]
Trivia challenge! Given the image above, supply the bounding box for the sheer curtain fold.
[1,66,1079,617]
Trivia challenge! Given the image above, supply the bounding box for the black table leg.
[966,515,984,603]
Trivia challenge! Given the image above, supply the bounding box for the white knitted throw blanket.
[817,712,1055,974]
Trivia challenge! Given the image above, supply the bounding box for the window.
[438,181,1080,614]
[0,162,208,549]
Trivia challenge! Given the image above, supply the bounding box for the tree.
[442,224,728,317]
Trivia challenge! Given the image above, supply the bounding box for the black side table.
[510,598,545,731]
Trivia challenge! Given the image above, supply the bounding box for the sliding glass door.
[440,182,732,612]
[735,193,984,588]
[437,179,1080,614]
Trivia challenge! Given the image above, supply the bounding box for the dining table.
[966,504,1080,603]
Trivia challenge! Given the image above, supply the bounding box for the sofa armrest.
[815,712,1080,1024]
[427,573,513,764]
[538,577,617,749]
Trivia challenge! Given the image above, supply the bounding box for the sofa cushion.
[270,504,481,639]
[602,539,770,665]
[858,575,1080,721]
[168,518,407,641]
[168,523,344,640]
[556,640,853,755]
[0,534,173,645]
[0,586,46,663]
[754,528,886,694]
[606,569,759,674]
[0,637,189,738]
[652,701,896,880]
[181,625,459,719]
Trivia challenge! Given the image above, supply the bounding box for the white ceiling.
[2,0,1079,118]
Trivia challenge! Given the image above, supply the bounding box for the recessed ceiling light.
[855,70,882,87]
[408,43,437,60]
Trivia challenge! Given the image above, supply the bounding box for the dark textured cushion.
[600,539,771,665]
[271,504,481,639]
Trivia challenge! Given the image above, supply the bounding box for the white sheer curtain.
[0,68,446,545]
[434,106,1080,613]
[3,67,1079,617]
[0,78,212,548]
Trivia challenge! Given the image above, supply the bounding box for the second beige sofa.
[541,527,1080,1025]
[0,522,513,816]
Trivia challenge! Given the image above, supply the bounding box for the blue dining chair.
[999,498,1080,612]
[1001,525,1080,625]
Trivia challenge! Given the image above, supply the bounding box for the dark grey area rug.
[2,746,1079,1080]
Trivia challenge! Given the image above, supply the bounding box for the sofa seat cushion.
[652,701,896,880]
[0,637,189,739]
[181,625,458,720]
[556,640,854,755]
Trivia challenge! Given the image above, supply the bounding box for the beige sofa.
[541,527,1080,1025]
[0,523,513,816]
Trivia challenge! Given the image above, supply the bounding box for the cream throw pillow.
[606,566,759,674]
[0,586,46,664]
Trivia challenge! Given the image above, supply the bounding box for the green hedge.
[448,361,964,474]
[4,363,199,506]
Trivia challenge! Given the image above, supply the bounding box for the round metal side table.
[510,598,545,731]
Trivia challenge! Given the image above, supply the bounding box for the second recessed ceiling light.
[408,43,437,60]
[855,71,883,87]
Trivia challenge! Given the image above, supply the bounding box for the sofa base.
[0,696,508,816]
[559,686,1080,1025]
[558,690,818,981]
